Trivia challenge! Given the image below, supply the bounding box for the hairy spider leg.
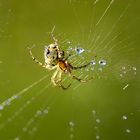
[71,75,87,83]
[51,68,59,86]
[59,83,71,90]
[56,69,72,90]
[28,47,46,68]
[69,62,93,83]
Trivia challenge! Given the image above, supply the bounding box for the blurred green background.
[0,0,140,140]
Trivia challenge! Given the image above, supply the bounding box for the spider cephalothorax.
[28,33,92,89]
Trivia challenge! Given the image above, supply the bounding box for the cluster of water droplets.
[122,114,132,134]
[23,107,49,133]
[92,110,101,140]
[119,65,137,79]
[0,75,48,113]
[116,64,137,90]
[68,121,75,139]
[66,43,107,73]
[13,107,50,140]
[0,94,18,111]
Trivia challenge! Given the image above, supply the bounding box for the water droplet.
[90,60,96,65]
[70,133,74,139]
[69,121,75,127]
[75,47,84,55]
[36,110,42,116]
[12,95,18,99]
[122,115,127,120]
[92,110,96,115]
[5,100,11,106]
[0,105,4,110]
[43,109,49,114]
[68,47,73,51]
[85,68,89,71]
[94,0,100,5]
[96,118,101,123]
[14,137,20,140]
[96,135,100,139]
[122,66,126,70]
[126,129,131,133]
[67,41,71,44]
[132,67,136,71]
[99,60,106,66]
[120,74,123,77]
[123,71,127,74]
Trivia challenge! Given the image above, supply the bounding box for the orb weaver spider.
[28,32,92,90]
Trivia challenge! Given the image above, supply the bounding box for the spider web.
[0,0,140,140]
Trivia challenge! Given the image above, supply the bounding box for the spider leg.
[69,73,93,83]
[71,55,97,70]
[56,70,71,90]
[58,83,71,90]
[69,60,95,82]
[72,62,91,70]
[72,75,85,83]
[27,47,46,68]
[57,70,71,89]
[51,68,59,86]
[64,54,72,61]
[51,26,58,45]
[55,69,62,83]
[72,75,87,83]
[51,68,71,90]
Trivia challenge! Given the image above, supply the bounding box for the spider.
[28,33,92,90]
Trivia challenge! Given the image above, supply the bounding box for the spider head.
[58,50,65,59]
